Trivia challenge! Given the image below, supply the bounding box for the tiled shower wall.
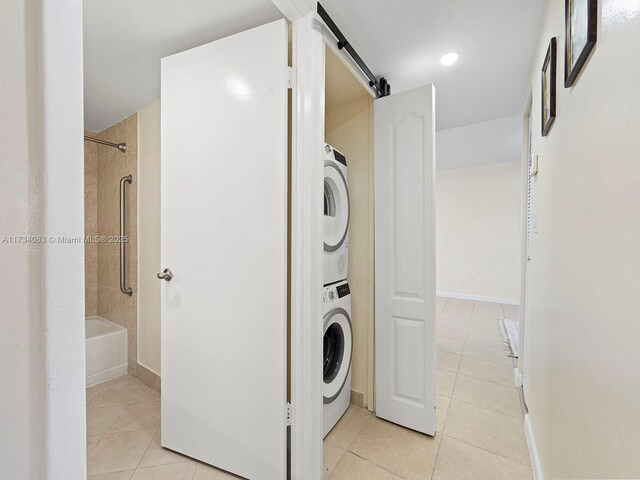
[87,114,139,376]
[84,131,98,316]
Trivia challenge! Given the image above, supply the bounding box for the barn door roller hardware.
[317,2,391,98]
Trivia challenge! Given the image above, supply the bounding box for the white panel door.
[374,85,436,435]
[160,19,288,479]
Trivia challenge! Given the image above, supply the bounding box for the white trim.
[290,13,324,479]
[521,95,534,406]
[136,113,141,377]
[41,0,86,477]
[86,365,128,387]
[514,367,523,387]
[366,101,375,411]
[524,414,544,480]
[436,291,519,305]
[270,0,313,21]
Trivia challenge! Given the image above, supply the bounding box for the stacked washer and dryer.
[322,144,353,437]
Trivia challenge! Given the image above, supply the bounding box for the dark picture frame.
[565,0,597,87]
[541,38,557,137]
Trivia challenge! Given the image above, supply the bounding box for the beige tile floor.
[86,375,241,479]
[86,297,529,479]
[323,297,531,480]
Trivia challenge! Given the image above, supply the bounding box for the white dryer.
[322,280,352,437]
[323,144,349,286]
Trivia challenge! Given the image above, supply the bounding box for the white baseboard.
[437,291,519,305]
[86,364,127,388]
[514,368,523,387]
[524,414,543,480]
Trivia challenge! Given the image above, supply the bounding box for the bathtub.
[85,316,128,387]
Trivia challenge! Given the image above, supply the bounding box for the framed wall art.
[542,37,557,137]
[565,0,598,87]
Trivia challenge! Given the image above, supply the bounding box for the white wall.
[0,1,46,477]
[138,100,162,374]
[437,115,523,170]
[436,162,521,304]
[1,0,86,478]
[525,0,640,478]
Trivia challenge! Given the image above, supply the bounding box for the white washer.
[322,280,352,437]
[323,144,349,286]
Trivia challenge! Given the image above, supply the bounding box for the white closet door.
[374,85,436,435]
[160,19,288,479]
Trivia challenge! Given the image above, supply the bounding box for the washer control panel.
[323,282,350,305]
[336,283,350,298]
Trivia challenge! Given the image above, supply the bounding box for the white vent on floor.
[501,319,520,358]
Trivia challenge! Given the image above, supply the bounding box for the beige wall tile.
[136,364,161,393]
[85,132,98,316]
[95,113,138,372]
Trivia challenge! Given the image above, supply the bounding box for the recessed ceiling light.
[440,52,459,66]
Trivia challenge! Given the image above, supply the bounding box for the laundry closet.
[322,46,375,427]
[157,9,436,480]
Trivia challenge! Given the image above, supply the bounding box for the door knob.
[157,268,174,281]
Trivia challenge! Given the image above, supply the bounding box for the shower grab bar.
[119,175,133,296]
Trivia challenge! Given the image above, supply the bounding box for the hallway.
[323,297,530,479]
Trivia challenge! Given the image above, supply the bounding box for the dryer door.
[324,162,350,252]
[323,308,353,403]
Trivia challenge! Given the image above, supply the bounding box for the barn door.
[374,84,437,435]
[160,19,289,479]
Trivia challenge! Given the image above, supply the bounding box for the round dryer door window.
[324,163,349,252]
[323,308,353,403]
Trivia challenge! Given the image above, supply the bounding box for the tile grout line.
[445,395,524,421]
[346,449,411,480]
[440,433,533,469]
[86,375,161,478]
[451,366,519,389]
[132,425,159,472]
[432,299,474,479]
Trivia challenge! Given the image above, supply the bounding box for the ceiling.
[85,0,543,169]
[83,0,283,132]
[320,0,544,131]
